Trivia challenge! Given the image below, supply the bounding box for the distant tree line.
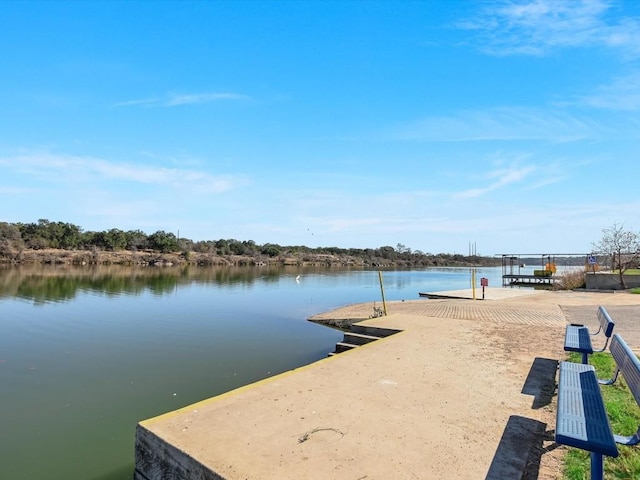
[0,219,500,267]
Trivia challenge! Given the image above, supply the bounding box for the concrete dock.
[134,288,640,480]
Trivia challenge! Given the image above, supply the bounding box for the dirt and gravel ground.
[314,289,640,480]
[138,289,640,480]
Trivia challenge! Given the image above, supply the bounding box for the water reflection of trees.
[0,265,333,303]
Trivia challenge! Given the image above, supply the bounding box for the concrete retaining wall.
[585,273,640,290]
[134,424,223,480]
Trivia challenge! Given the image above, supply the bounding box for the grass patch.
[563,352,640,479]
[630,288,640,295]
[610,269,640,276]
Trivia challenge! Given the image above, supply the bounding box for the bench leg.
[582,352,589,364]
[590,452,604,480]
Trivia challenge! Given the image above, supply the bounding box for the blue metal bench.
[564,306,615,364]
[598,334,640,446]
[556,333,640,480]
[555,361,618,480]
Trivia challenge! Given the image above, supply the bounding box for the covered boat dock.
[499,253,589,287]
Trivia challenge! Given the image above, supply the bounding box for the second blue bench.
[564,305,615,364]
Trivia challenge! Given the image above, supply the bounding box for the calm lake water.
[0,265,508,480]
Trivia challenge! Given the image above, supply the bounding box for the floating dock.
[501,274,557,286]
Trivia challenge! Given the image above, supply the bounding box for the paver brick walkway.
[386,301,567,327]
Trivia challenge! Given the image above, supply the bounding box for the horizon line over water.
[0,265,523,480]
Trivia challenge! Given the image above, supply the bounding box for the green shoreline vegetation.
[0,219,502,268]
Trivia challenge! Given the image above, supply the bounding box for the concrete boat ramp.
[134,289,640,480]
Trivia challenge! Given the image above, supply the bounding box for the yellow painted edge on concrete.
[140,318,407,427]
[140,356,337,426]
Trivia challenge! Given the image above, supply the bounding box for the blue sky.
[1,0,639,255]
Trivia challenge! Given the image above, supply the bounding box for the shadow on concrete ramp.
[521,357,558,409]
[485,415,548,480]
[486,357,561,479]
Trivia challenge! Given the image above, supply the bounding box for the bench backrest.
[610,334,640,406]
[598,306,615,337]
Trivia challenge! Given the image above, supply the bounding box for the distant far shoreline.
[1,248,500,268]
[0,220,502,268]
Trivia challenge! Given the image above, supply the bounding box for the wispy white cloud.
[575,72,640,110]
[455,164,536,198]
[459,0,640,57]
[524,175,565,190]
[0,185,41,194]
[387,106,604,142]
[2,151,247,194]
[113,92,250,108]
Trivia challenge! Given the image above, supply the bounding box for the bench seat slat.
[564,325,593,354]
[556,362,619,458]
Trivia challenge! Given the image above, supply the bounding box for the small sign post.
[588,255,598,287]
[480,277,488,299]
